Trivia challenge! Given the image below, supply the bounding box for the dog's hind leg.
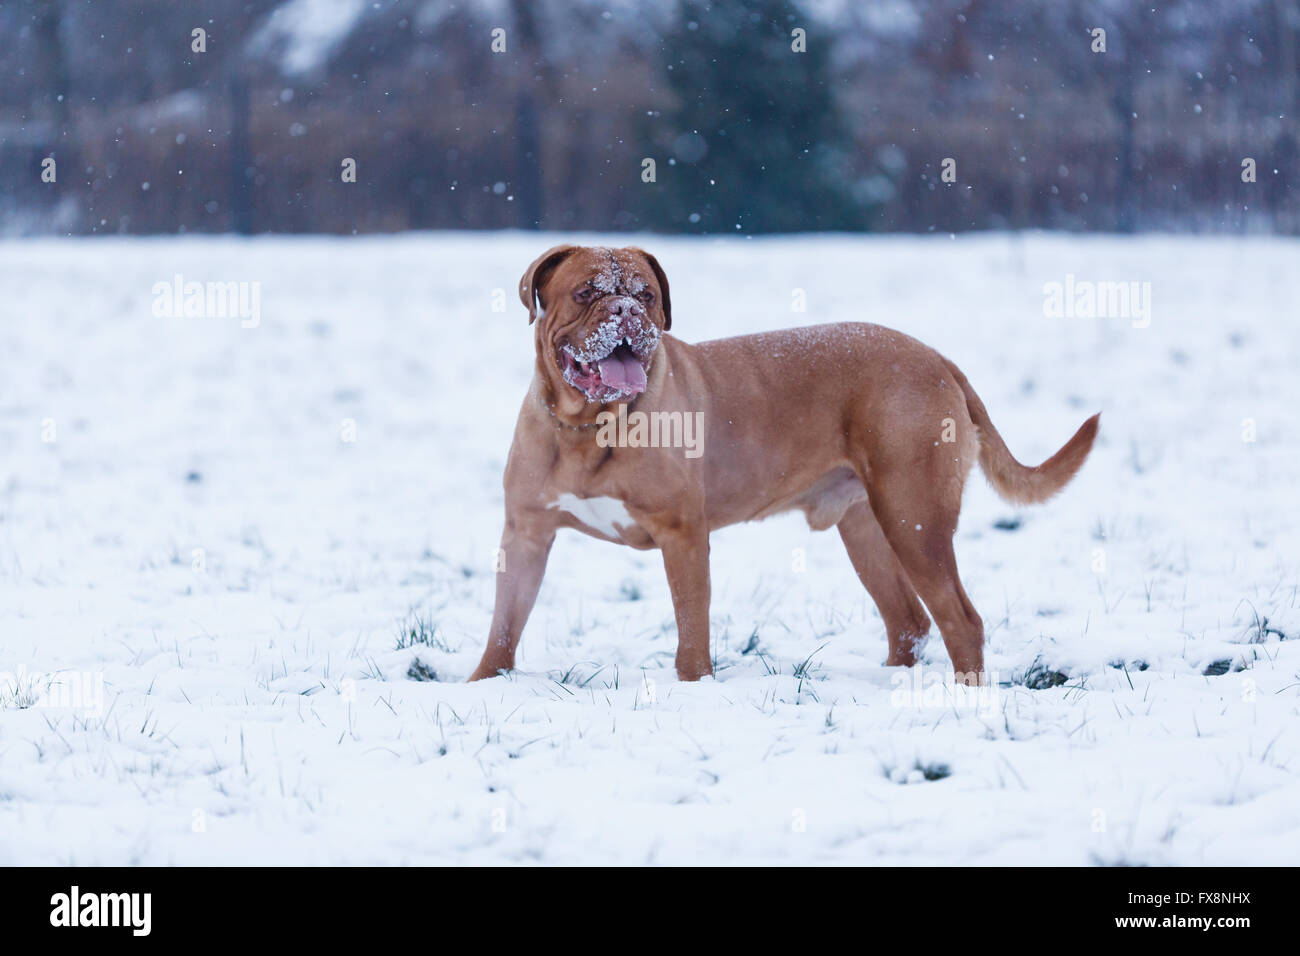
[836,501,932,667]
[859,468,986,685]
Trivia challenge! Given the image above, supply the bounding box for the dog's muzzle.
[560,307,660,403]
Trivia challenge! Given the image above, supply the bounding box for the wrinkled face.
[535,248,666,403]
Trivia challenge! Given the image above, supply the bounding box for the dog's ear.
[630,248,671,330]
[519,245,579,324]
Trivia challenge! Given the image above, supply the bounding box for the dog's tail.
[942,358,1100,506]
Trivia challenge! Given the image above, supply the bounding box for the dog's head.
[520,245,671,404]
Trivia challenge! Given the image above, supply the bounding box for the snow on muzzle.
[560,312,661,402]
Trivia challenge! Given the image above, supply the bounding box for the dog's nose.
[606,295,643,320]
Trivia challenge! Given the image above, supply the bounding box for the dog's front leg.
[659,527,713,681]
[468,523,555,681]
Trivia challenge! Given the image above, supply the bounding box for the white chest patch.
[548,493,633,538]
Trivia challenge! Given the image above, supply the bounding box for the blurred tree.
[33,0,78,210]
[661,0,866,233]
[509,0,545,230]
[227,71,252,235]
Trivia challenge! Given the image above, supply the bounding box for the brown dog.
[468,245,1098,685]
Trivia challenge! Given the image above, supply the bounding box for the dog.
[468,245,1099,684]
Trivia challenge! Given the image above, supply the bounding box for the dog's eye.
[637,290,655,304]
[574,287,599,304]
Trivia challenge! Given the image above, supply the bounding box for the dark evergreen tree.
[659,0,867,233]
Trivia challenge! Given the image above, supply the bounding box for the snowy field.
[1,232,1297,866]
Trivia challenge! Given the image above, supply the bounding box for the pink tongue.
[598,350,647,394]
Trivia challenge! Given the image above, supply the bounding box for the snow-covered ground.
[1,232,1297,865]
